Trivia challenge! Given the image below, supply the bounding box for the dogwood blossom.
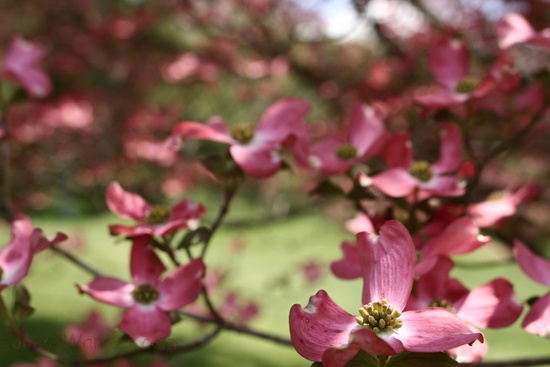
[78,236,205,347]
[290,221,482,367]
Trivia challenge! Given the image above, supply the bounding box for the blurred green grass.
[1,192,550,366]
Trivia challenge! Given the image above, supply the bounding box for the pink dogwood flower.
[106,181,205,237]
[496,13,550,75]
[467,183,539,228]
[78,236,205,347]
[2,36,52,98]
[64,310,112,357]
[359,124,465,199]
[0,214,66,291]
[290,221,482,367]
[172,98,310,178]
[294,104,386,175]
[413,39,494,109]
[407,257,522,363]
[514,240,550,337]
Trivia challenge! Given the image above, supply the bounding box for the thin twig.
[49,246,104,278]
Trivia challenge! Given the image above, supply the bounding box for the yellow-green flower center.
[487,190,506,200]
[429,298,455,312]
[336,144,357,159]
[132,284,160,305]
[409,160,433,182]
[146,206,171,225]
[230,124,254,144]
[356,299,402,333]
[455,76,480,93]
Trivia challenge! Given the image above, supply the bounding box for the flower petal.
[330,241,362,280]
[357,220,416,309]
[119,306,171,347]
[496,13,537,49]
[0,215,34,287]
[256,98,310,144]
[514,240,550,286]
[289,290,358,362]
[447,325,488,364]
[383,132,412,169]
[368,169,418,197]
[429,39,469,90]
[348,104,386,159]
[157,258,205,311]
[171,121,235,144]
[106,182,151,221]
[307,138,350,175]
[78,277,134,308]
[230,144,281,178]
[413,87,469,108]
[522,292,550,337]
[422,218,489,258]
[130,236,165,285]
[431,124,462,174]
[455,278,523,328]
[398,309,483,352]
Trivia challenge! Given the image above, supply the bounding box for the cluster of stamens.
[132,284,160,305]
[336,144,357,159]
[146,206,171,225]
[429,298,455,312]
[409,160,433,182]
[455,76,480,93]
[230,124,254,144]
[356,299,403,333]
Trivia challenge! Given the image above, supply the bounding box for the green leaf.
[345,350,379,367]
[12,285,35,321]
[177,226,212,249]
[386,352,458,367]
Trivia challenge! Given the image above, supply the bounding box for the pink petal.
[106,182,151,221]
[514,240,550,286]
[289,290,358,362]
[31,229,68,253]
[413,87,469,108]
[383,132,412,169]
[130,236,165,285]
[0,215,34,287]
[171,121,235,144]
[170,200,205,227]
[330,241,361,280]
[108,224,151,237]
[368,168,418,197]
[431,124,463,174]
[455,278,522,328]
[419,175,465,198]
[2,36,51,98]
[398,309,483,352]
[322,329,398,366]
[347,104,386,158]
[357,220,416,309]
[256,98,310,144]
[307,138,350,175]
[407,272,470,311]
[346,213,374,234]
[522,292,550,337]
[467,196,517,228]
[447,325,488,364]
[157,258,205,311]
[118,306,171,347]
[78,277,134,308]
[230,144,281,178]
[422,217,490,258]
[429,39,469,90]
[496,13,537,49]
